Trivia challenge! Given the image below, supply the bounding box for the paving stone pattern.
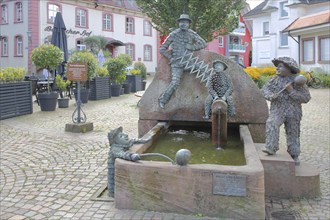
[0,77,329,219]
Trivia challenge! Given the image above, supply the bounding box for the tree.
[83,35,109,56]
[136,0,244,42]
[31,44,63,92]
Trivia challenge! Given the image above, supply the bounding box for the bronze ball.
[175,149,191,166]
[294,74,307,86]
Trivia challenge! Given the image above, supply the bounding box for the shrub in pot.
[117,54,133,67]
[127,69,142,92]
[55,75,71,108]
[89,66,111,100]
[133,61,148,90]
[105,57,128,97]
[68,51,98,103]
[31,44,63,111]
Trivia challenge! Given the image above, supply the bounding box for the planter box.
[89,76,111,100]
[0,81,33,120]
[126,75,142,92]
[111,84,122,97]
[122,82,131,94]
[74,88,89,104]
[141,80,147,91]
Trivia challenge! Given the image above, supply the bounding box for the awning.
[107,39,125,46]
[283,10,330,35]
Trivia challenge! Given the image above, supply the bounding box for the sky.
[246,0,263,9]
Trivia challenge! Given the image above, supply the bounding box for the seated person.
[203,60,236,119]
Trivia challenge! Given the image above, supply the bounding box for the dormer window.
[263,21,269,36]
[279,1,289,18]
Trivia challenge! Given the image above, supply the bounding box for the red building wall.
[205,15,251,67]
[157,15,251,67]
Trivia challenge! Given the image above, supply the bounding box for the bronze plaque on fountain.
[213,173,247,196]
[67,62,87,82]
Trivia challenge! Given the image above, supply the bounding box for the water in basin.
[144,126,245,165]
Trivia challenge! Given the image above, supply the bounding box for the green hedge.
[0,67,26,83]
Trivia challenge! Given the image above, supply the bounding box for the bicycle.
[306,71,322,89]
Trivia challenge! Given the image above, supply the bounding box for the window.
[144,45,152,61]
[279,1,288,18]
[103,13,113,31]
[1,4,8,24]
[1,36,8,56]
[280,31,288,47]
[143,20,152,36]
[48,3,60,23]
[15,35,23,56]
[319,36,330,63]
[76,8,87,28]
[126,17,134,34]
[15,2,23,22]
[125,43,135,60]
[218,37,224,47]
[302,38,314,63]
[76,39,86,51]
[263,22,269,36]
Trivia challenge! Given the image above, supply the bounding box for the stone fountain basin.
[114,122,265,219]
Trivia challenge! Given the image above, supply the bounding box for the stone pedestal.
[65,122,94,133]
[138,51,269,141]
[115,125,266,220]
[256,143,320,198]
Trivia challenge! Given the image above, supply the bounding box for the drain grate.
[271,210,301,220]
[90,184,114,202]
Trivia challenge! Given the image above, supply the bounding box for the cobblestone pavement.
[0,76,329,219]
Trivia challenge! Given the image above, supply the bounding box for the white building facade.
[0,0,159,74]
[243,0,329,73]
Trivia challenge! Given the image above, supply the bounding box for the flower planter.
[74,88,89,104]
[58,98,69,108]
[38,92,58,111]
[141,80,147,91]
[89,76,111,100]
[126,75,142,92]
[0,81,33,120]
[111,84,122,97]
[122,82,131,94]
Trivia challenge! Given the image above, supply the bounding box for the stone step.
[255,143,320,198]
[293,162,320,197]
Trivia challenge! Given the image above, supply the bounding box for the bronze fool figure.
[261,57,311,165]
[159,14,207,108]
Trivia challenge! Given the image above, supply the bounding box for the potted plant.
[68,51,98,103]
[116,54,133,94]
[55,75,71,108]
[0,67,33,119]
[133,61,148,90]
[31,44,63,111]
[105,57,128,97]
[122,80,131,94]
[89,66,111,100]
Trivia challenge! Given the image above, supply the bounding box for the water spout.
[211,99,228,149]
[139,153,175,164]
[216,107,223,150]
[139,149,192,166]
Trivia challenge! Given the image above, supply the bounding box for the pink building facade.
[206,15,252,67]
